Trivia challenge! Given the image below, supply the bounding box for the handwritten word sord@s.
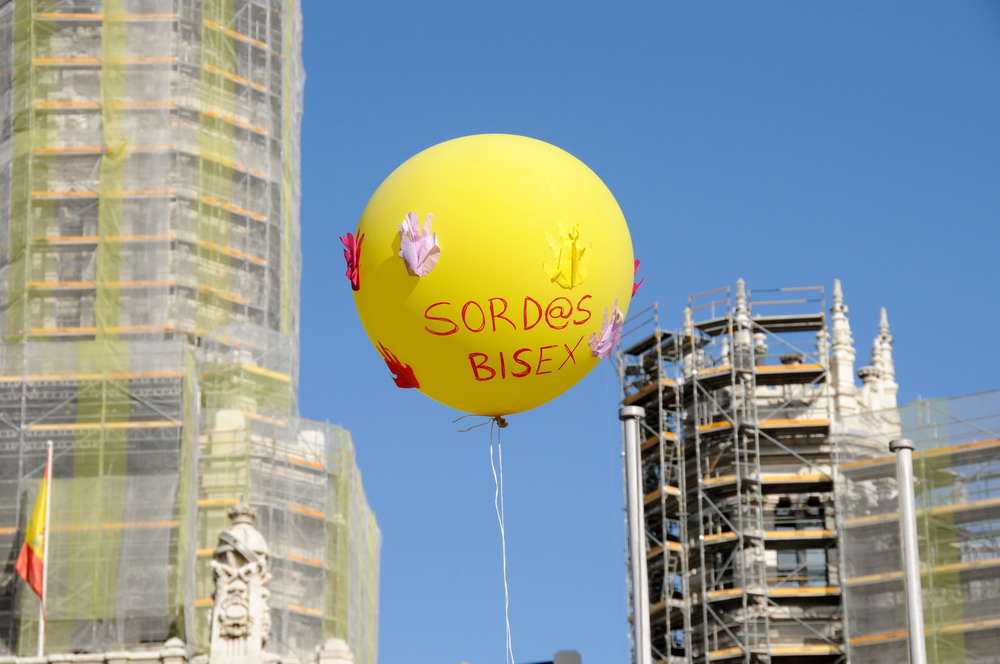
[422,295,593,335]
[421,295,595,382]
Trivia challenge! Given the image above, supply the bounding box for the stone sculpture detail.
[209,502,271,664]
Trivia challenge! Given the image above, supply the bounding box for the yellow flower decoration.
[544,224,590,289]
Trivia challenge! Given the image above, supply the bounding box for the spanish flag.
[15,447,52,599]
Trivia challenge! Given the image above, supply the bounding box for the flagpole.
[37,440,52,658]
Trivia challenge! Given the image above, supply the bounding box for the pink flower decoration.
[590,300,625,359]
[632,259,644,297]
[398,212,440,277]
[340,231,364,291]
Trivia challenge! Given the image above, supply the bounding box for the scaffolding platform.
[619,283,846,663]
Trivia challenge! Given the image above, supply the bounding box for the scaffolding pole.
[37,440,52,658]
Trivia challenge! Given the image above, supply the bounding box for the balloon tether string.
[454,414,514,664]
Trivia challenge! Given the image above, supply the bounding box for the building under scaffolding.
[618,279,900,663]
[838,390,1000,664]
[0,2,379,662]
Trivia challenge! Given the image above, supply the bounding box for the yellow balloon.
[351,134,634,416]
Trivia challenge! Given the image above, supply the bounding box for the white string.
[490,424,515,664]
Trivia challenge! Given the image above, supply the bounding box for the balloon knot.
[453,414,510,432]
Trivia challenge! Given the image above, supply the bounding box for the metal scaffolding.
[0,343,380,663]
[619,280,847,664]
[0,340,198,654]
[837,390,1000,664]
[0,2,379,662]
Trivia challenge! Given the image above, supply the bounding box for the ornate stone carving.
[209,502,271,664]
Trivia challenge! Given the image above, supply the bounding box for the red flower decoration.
[340,231,364,291]
[632,259,644,297]
[377,342,420,389]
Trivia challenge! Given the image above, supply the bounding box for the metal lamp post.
[889,437,927,664]
[621,406,652,664]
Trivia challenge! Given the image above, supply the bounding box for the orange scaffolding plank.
[769,585,839,597]
[287,554,324,567]
[244,364,291,382]
[32,189,176,198]
[36,12,178,20]
[645,541,683,559]
[288,455,324,470]
[290,505,325,519]
[34,145,175,154]
[203,19,268,49]
[197,498,240,507]
[0,371,182,383]
[843,437,1000,471]
[845,495,1000,528]
[848,554,1000,586]
[202,108,267,135]
[197,283,246,305]
[198,238,266,265]
[54,520,179,532]
[771,645,840,655]
[28,280,173,289]
[623,377,677,406]
[33,233,175,243]
[28,323,174,335]
[33,57,176,65]
[199,194,267,222]
[764,529,835,540]
[642,431,677,451]
[203,63,267,92]
[760,418,829,428]
[33,100,101,108]
[243,411,287,427]
[32,100,176,108]
[643,484,681,506]
[24,420,179,431]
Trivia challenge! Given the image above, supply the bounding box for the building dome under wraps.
[0,2,379,662]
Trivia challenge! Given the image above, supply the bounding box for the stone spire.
[873,308,896,384]
[829,279,859,415]
[682,306,698,378]
[733,278,751,351]
[732,278,754,371]
[856,305,899,415]
[209,502,272,664]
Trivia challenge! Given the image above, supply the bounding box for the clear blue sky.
[298,2,1000,662]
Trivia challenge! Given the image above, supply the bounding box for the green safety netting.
[0,1,378,662]
[837,390,1000,663]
